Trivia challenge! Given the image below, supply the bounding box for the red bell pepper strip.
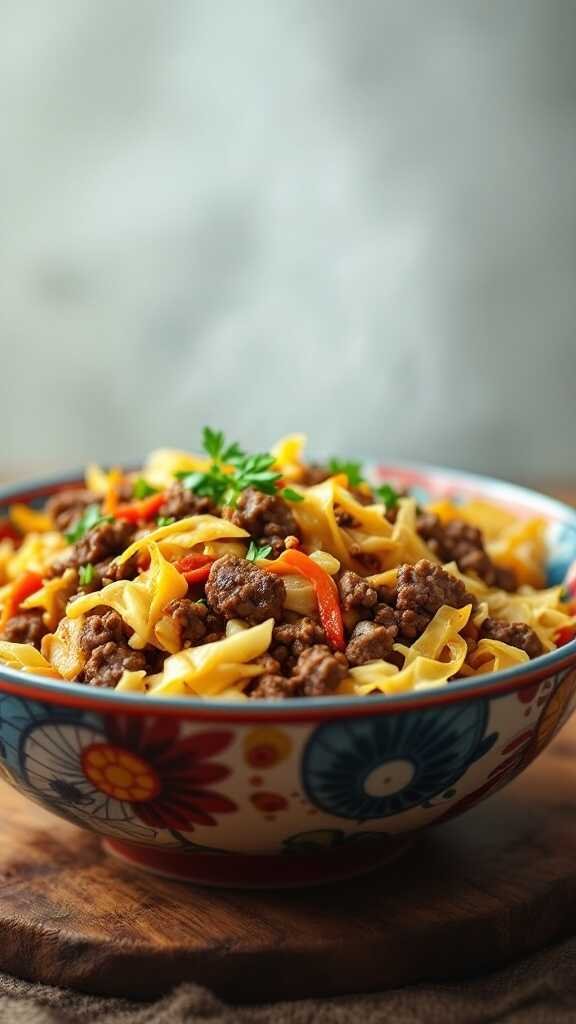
[556,625,576,647]
[114,493,166,523]
[0,571,43,630]
[0,520,20,544]
[263,548,345,651]
[174,553,216,586]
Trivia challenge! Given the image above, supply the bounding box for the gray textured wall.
[2,1,575,480]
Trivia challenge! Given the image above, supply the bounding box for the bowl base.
[102,835,412,888]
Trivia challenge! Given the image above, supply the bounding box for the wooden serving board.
[2,719,576,1004]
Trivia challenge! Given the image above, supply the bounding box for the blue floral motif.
[0,694,100,772]
[546,522,576,586]
[302,701,496,820]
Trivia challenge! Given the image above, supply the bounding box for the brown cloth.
[2,936,576,1024]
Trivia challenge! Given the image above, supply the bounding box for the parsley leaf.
[281,487,304,502]
[157,516,176,527]
[66,505,112,544]
[201,427,244,465]
[375,483,400,510]
[78,564,95,586]
[177,429,284,508]
[133,478,158,500]
[246,540,273,561]
[328,458,365,487]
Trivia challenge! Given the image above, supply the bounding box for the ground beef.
[345,619,397,666]
[479,617,544,659]
[226,488,301,558]
[299,464,330,486]
[97,554,140,585]
[271,617,326,671]
[394,560,476,641]
[79,609,126,653]
[416,513,517,591]
[158,482,216,521]
[291,645,348,696]
[247,673,300,700]
[347,545,382,574]
[254,652,283,674]
[338,570,378,611]
[79,609,146,687]
[74,520,135,567]
[1,609,47,649]
[83,642,147,688]
[163,598,223,647]
[46,489,98,532]
[249,643,348,699]
[334,506,361,528]
[205,555,285,624]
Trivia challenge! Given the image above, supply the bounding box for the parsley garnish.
[66,505,112,544]
[176,428,284,508]
[156,516,175,527]
[246,540,273,561]
[328,458,365,487]
[281,487,304,503]
[375,483,400,510]
[133,478,158,500]
[78,564,95,586]
[201,427,244,465]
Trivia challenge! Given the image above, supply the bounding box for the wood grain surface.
[1,716,576,1003]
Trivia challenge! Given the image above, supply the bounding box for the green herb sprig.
[133,478,159,500]
[78,564,95,586]
[246,541,273,561]
[66,505,112,544]
[176,427,302,508]
[328,458,365,487]
[375,483,400,510]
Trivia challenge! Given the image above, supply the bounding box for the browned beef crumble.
[347,545,381,574]
[83,642,147,688]
[249,643,348,699]
[345,619,397,666]
[338,570,378,611]
[205,555,285,624]
[416,513,517,591]
[225,487,301,558]
[299,464,331,486]
[99,554,140,585]
[479,617,544,659]
[1,609,48,649]
[163,598,223,647]
[271,617,326,672]
[46,489,98,532]
[292,645,348,696]
[79,609,146,687]
[74,520,135,566]
[79,609,126,652]
[248,673,300,699]
[393,559,476,641]
[334,506,361,528]
[254,652,283,674]
[158,481,216,521]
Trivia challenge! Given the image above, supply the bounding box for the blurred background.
[1,0,575,485]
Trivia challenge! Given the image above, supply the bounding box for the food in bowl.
[0,430,574,701]
[1,446,576,886]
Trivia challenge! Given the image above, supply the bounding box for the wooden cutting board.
[1,717,576,1004]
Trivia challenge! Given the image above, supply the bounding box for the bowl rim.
[1,461,575,720]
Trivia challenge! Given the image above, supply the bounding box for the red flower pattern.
[81,716,237,831]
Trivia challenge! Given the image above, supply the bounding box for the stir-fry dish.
[0,432,574,699]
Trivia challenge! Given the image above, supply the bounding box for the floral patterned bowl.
[1,465,576,888]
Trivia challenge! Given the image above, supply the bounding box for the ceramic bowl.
[1,465,576,888]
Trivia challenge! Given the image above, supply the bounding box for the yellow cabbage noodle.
[0,432,573,699]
